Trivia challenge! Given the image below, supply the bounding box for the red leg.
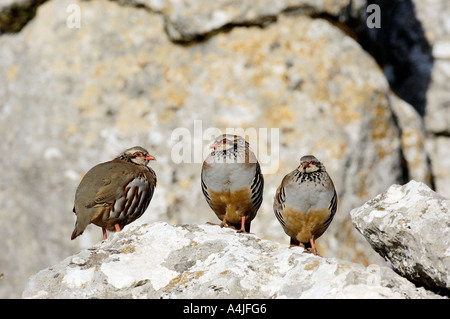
[236,217,246,233]
[114,224,121,232]
[309,238,320,256]
[102,227,107,240]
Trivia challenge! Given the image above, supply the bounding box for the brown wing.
[88,177,118,207]
[90,160,156,208]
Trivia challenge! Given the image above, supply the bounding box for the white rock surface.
[22,222,442,299]
[351,181,450,294]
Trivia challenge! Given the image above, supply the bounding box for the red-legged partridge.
[71,146,157,240]
[201,134,264,233]
[273,155,337,255]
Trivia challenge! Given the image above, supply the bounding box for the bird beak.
[210,142,220,149]
[301,162,309,168]
[145,155,156,161]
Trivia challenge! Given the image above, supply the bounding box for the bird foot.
[289,242,321,256]
[301,246,320,256]
[236,228,253,234]
[305,248,321,257]
[206,221,228,228]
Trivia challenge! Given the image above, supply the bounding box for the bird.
[201,134,264,233]
[273,155,337,255]
[71,146,157,240]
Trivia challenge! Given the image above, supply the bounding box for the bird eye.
[134,152,143,157]
[222,139,227,144]
[310,161,316,165]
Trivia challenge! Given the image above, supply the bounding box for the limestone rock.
[413,0,450,198]
[388,93,432,186]
[351,180,450,294]
[22,222,441,299]
[426,137,450,198]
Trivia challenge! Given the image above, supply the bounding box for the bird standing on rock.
[201,134,264,233]
[273,155,337,255]
[71,146,157,240]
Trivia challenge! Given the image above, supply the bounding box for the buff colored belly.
[281,205,331,243]
[207,187,254,224]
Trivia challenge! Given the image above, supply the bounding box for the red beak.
[145,154,156,161]
[210,142,221,149]
[301,162,309,168]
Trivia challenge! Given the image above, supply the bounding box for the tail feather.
[71,228,82,240]
[244,221,251,233]
[290,237,312,249]
[71,207,89,240]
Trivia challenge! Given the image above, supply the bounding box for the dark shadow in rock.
[0,0,48,34]
[354,0,433,117]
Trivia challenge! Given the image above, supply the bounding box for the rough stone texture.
[351,181,450,294]
[413,0,450,198]
[22,222,442,299]
[426,136,450,198]
[389,93,432,184]
[414,0,450,133]
[0,0,439,298]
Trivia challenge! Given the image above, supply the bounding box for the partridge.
[201,134,264,233]
[273,155,337,255]
[71,146,157,240]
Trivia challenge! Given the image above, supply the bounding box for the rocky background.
[0,0,449,298]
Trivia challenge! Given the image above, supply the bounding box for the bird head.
[210,134,248,153]
[298,155,323,173]
[119,146,156,166]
